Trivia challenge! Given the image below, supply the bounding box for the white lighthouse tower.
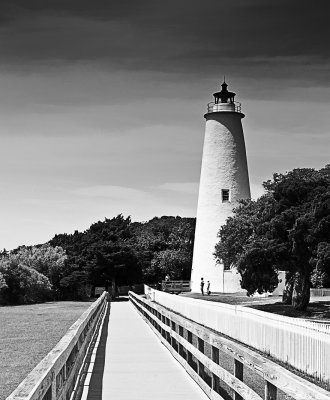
[190,81,251,293]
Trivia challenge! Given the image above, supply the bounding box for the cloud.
[71,185,151,202]
[158,182,199,195]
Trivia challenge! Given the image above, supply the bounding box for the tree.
[147,249,193,281]
[47,214,195,298]
[131,216,195,282]
[59,268,90,300]
[311,242,330,288]
[214,166,330,310]
[50,215,143,296]
[0,272,8,303]
[12,244,67,291]
[0,255,52,304]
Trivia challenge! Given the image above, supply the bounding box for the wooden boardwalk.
[85,299,208,400]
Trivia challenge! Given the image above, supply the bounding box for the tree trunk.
[282,278,293,305]
[292,271,310,311]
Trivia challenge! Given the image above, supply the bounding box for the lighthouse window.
[224,262,231,271]
[222,189,230,202]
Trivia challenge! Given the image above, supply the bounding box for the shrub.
[0,258,52,305]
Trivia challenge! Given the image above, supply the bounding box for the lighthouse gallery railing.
[207,101,242,113]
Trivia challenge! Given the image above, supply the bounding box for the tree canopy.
[0,246,55,304]
[50,215,141,298]
[1,215,195,304]
[131,216,195,282]
[214,166,330,310]
[49,215,195,298]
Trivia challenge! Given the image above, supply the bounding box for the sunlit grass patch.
[0,301,92,400]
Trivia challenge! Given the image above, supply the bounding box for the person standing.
[163,274,170,291]
[200,277,205,295]
[207,280,211,295]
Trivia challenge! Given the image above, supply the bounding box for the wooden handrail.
[129,291,330,400]
[7,293,108,400]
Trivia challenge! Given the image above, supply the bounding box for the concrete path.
[99,300,208,400]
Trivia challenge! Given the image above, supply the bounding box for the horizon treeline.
[0,215,196,304]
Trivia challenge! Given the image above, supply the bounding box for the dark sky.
[0,0,329,249]
[1,0,329,79]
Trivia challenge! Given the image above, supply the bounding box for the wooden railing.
[129,291,330,400]
[161,280,191,293]
[145,286,330,384]
[7,293,108,400]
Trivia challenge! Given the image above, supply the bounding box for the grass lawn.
[250,299,330,319]
[181,292,330,320]
[0,301,92,400]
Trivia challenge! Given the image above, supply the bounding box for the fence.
[311,288,330,297]
[7,292,108,400]
[130,291,330,400]
[161,280,191,293]
[144,285,330,384]
[117,284,144,296]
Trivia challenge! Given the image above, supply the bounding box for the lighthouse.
[190,81,251,293]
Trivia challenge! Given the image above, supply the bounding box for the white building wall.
[190,111,250,292]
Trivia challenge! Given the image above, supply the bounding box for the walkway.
[86,299,208,400]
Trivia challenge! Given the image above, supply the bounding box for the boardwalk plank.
[99,300,208,400]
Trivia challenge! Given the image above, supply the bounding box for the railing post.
[211,346,220,393]
[234,359,243,400]
[187,331,194,369]
[265,381,277,400]
[50,371,56,400]
[170,321,177,351]
[161,315,166,338]
[178,326,186,360]
[197,337,205,380]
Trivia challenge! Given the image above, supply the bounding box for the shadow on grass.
[182,292,330,320]
[250,301,330,319]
